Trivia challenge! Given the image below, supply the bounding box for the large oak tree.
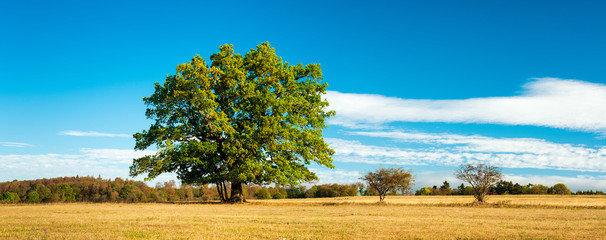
[131,43,335,203]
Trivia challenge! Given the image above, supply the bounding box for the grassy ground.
[1,195,605,239]
[255,194,606,208]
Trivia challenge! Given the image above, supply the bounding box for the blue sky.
[2,1,606,191]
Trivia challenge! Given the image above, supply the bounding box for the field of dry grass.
[1,195,605,239]
[254,195,606,208]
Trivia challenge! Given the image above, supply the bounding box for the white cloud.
[0,142,32,147]
[59,130,131,138]
[414,170,462,189]
[327,130,606,172]
[350,131,595,155]
[327,138,479,167]
[326,78,606,134]
[0,148,156,182]
[79,148,155,164]
[309,168,362,184]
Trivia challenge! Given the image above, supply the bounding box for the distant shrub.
[415,187,432,195]
[254,188,272,199]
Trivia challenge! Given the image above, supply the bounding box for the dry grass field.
[1,195,606,239]
[255,194,606,208]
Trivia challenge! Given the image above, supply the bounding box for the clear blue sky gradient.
[2,1,606,190]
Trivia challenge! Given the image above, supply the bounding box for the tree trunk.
[216,181,230,203]
[229,182,245,203]
[475,191,487,203]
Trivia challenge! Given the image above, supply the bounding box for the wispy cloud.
[327,78,606,134]
[0,142,32,147]
[327,130,606,172]
[59,130,131,138]
[327,138,476,166]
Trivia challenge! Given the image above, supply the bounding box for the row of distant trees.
[416,180,605,196]
[0,176,370,204]
[2,175,603,204]
[0,176,194,203]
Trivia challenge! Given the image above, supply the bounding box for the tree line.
[415,180,604,196]
[0,176,366,204]
[2,175,603,204]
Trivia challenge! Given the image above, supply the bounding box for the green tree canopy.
[551,183,571,195]
[1,192,20,203]
[131,43,335,203]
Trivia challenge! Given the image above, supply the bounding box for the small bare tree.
[362,167,414,202]
[455,163,503,203]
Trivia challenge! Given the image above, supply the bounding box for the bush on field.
[254,188,272,199]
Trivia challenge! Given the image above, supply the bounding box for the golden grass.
[253,195,606,208]
[1,195,605,239]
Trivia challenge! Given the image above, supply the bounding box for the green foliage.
[575,190,605,195]
[462,186,475,195]
[361,187,378,196]
[551,183,571,195]
[1,191,20,203]
[0,176,218,204]
[312,185,336,198]
[492,180,533,195]
[32,184,51,201]
[305,184,358,198]
[423,180,583,196]
[285,185,307,198]
[273,191,286,199]
[120,185,147,202]
[131,43,335,203]
[530,184,549,194]
[254,188,272,199]
[26,191,40,203]
[492,180,514,194]
[57,183,76,202]
[440,181,450,190]
[415,187,432,195]
[247,183,359,199]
